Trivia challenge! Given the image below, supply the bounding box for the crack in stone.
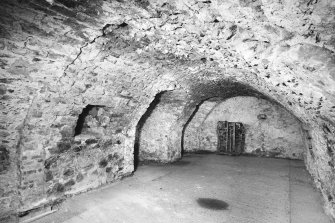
[63,42,89,73]
[23,36,33,48]
[60,23,113,80]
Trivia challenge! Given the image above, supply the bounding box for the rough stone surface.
[137,90,189,162]
[0,0,334,221]
[184,96,305,159]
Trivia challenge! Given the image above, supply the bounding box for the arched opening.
[133,90,189,167]
[183,96,306,159]
[126,80,328,222]
[74,104,106,136]
[134,80,308,164]
[134,91,167,169]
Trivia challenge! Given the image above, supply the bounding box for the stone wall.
[184,96,305,159]
[0,0,334,221]
[43,105,128,201]
[137,91,188,162]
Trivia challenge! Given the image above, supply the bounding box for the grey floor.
[33,154,332,223]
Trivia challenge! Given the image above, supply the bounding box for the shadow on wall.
[134,92,166,169]
[181,101,202,155]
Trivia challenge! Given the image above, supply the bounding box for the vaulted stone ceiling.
[0,0,335,221]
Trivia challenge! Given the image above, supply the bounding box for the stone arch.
[183,96,306,159]
[134,78,309,163]
[134,90,191,164]
[131,75,335,217]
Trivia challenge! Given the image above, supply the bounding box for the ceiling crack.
[59,23,113,82]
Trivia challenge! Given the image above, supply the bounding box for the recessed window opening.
[74,105,105,136]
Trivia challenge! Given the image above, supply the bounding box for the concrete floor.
[33,154,331,223]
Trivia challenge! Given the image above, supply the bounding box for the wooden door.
[217,121,245,155]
